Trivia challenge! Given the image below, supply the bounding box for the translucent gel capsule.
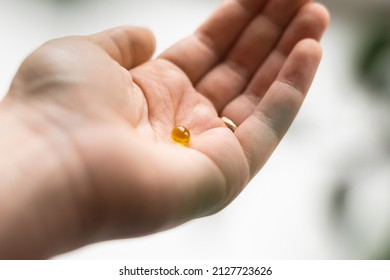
[171,125,190,145]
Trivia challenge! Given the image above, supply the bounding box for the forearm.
[0,98,90,259]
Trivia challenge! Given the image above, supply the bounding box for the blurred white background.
[1,0,390,259]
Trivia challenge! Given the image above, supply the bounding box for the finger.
[87,26,156,70]
[159,0,267,83]
[221,3,330,123]
[246,3,329,99]
[235,39,322,177]
[196,0,317,113]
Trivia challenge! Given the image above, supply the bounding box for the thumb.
[87,26,156,69]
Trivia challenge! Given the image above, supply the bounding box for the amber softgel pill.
[171,126,190,145]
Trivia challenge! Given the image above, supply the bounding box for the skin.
[0,0,329,259]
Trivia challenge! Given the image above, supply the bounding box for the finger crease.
[277,79,304,97]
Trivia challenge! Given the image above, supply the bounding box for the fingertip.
[310,2,331,31]
[125,26,157,60]
[293,38,323,66]
[278,38,323,96]
[88,26,157,69]
[111,26,157,67]
[298,2,330,42]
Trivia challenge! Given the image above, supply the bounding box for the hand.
[0,0,329,258]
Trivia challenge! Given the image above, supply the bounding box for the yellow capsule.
[171,125,190,145]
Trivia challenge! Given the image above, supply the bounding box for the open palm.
[7,0,329,248]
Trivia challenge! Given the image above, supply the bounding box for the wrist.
[0,96,95,259]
